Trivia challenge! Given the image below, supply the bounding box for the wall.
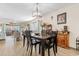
[42,4,79,48]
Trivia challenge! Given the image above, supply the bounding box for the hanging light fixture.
[32,3,42,33]
[32,3,42,19]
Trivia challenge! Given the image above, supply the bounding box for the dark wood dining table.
[31,34,57,56]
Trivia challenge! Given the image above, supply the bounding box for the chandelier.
[32,3,42,19]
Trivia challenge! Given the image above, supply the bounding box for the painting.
[57,12,66,24]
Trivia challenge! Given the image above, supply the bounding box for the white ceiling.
[0,3,75,23]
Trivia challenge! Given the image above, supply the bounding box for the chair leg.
[39,43,41,54]
[55,44,57,53]
[55,39,57,53]
[30,45,33,56]
[53,45,56,56]
[48,47,50,56]
[23,36,26,47]
[35,44,37,55]
[27,41,29,51]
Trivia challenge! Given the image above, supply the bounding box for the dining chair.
[26,31,41,56]
[45,31,58,56]
[76,36,79,50]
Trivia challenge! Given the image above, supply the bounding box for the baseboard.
[69,47,76,50]
[58,46,76,50]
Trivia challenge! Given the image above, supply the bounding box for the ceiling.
[0,3,75,23]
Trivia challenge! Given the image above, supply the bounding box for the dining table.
[31,34,57,56]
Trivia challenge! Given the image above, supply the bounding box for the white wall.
[42,4,79,48]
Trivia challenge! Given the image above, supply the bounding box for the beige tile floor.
[0,36,79,56]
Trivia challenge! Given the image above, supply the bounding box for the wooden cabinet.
[57,31,69,48]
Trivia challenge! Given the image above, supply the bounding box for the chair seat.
[44,42,54,49]
[31,38,41,45]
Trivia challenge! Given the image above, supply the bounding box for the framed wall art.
[57,12,66,24]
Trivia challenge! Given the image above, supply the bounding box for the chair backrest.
[49,31,58,44]
[52,31,57,37]
[24,30,31,44]
[25,30,35,45]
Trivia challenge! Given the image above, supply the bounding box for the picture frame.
[57,12,66,24]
